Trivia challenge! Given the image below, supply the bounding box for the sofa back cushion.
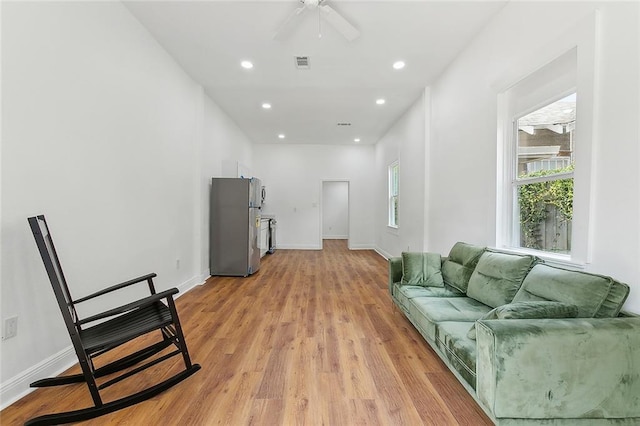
[441,242,485,293]
[512,264,630,318]
[401,252,444,287]
[466,251,537,308]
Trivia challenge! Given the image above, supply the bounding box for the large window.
[497,16,599,265]
[497,45,596,263]
[514,93,576,254]
[388,161,399,228]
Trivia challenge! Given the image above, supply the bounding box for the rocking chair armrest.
[77,287,179,326]
[75,273,158,304]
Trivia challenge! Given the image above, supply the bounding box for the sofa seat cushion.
[393,283,465,314]
[441,242,485,293]
[467,251,537,308]
[396,284,464,300]
[436,321,477,389]
[512,264,630,318]
[406,296,492,341]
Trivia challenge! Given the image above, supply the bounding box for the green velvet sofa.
[388,242,640,425]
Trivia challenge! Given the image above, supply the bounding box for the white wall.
[587,2,640,312]
[322,181,348,239]
[0,1,254,406]
[252,144,375,250]
[427,1,640,312]
[375,91,428,259]
[199,97,253,275]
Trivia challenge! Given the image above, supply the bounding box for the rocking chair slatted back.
[29,216,80,326]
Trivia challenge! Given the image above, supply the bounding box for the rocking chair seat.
[80,300,174,353]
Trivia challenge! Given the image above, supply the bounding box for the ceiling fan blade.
[273,6,307,40]
[319,4,360,41]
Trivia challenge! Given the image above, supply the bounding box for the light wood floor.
[2,240,492,425]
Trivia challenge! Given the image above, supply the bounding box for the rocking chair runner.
[26,215,201,426]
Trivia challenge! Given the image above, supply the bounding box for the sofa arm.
[388,257,402,295]
[476,317,640,420]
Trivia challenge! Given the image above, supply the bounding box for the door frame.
[319,179,350,250]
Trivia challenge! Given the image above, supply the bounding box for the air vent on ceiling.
[337,122,352,126]
[295,56,310,69]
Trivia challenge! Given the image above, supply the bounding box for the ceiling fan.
[274,0,360,42]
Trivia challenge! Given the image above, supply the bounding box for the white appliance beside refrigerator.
[210,177,262,276]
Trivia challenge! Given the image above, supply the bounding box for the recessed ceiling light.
[278,134,285,139]
[262,103,272,109]
[393,61,405,70]
[354,138,361,142]
[376,98,386,105]
[240,60,253,69]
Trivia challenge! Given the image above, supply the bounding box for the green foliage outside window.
[518,165,574,250]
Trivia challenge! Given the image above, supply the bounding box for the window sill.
[493,246,586,270]
[387,225,399,235]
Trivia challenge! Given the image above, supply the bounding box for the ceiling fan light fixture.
[262,103,272,109]
[274,0,359,42]
[393,61,405,70]
[240,60,253,69]
[278,134,286,139]
[376,98,386,105]
[354,138,361,143]
[304,0,319,9]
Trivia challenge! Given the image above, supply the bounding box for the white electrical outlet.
[3,316,18,340]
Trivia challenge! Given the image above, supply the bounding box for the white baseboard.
[176,273,208,296]
[0,345,76,410]
[348,243,375,250]
[275,244,322,250]
[197,272,212,286]
[0,273,205,410]
[374,247,393,260]
[275,243,378,251]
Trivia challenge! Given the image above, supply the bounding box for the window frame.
[510,92,576,252]
[388,161,399,229]
[495,22,599,268]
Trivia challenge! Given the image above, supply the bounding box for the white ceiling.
[124,0,507,145]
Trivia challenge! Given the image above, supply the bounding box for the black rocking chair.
[26,215,201,425]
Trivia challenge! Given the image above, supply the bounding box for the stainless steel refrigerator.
[210,177,262,276]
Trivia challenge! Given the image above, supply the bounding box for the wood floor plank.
[427,372,494,426]
[1,240,493,425]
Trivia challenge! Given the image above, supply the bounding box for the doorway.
[320,180,349,249]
